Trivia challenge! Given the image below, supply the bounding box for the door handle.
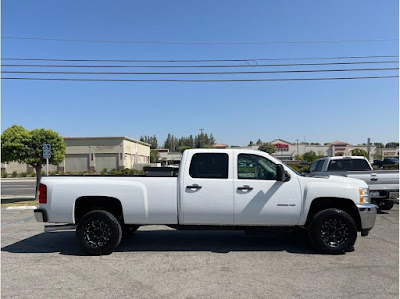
[371,178,378,181]
[186,184,202,190]
[237,185,253,191]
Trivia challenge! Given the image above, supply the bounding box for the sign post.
[43,144,51,176]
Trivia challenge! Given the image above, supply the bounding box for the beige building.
[246,139,399,161]
[1,136,151,174]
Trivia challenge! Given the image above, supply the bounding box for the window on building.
[189,153,229,179]
[238,154,277,180]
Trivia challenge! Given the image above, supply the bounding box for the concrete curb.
[1,178,36,182]
[4,206,37,210]
[1,196,36,200]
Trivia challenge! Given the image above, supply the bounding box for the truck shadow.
[2,229,317,256]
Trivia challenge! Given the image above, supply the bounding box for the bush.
[49,171,57,176]
[100,168,107,175]
[28,171,35,177]
[20,172,27,177]
[11,171,17,177]
[108,169,123,175]
[286,163,301,172]
[383,164,399,170]
[1,172,8,178]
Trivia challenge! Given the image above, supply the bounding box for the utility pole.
[296,139,299,162]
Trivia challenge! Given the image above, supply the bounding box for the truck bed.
[41,176,178,224]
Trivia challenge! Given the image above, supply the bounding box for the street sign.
[43,144,51,176]
[43,144,51,159]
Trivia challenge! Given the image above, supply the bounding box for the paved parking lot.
[1,205,399,299]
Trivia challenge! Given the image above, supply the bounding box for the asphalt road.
[1,206,399,299]
[1,179,36,197]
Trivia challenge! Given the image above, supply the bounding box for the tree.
[1,125,65,196]
[150,150,160,163]
[374,142,384,148]
[350,148,368,158]
[140,135,158,149]
[385,142,399,148]
[248,141,254,146]
[177,146,191,153]
[258,142,276,154]
[302,151,319,163]
[256,139,262,146]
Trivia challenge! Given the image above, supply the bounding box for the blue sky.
[2,0,399,146]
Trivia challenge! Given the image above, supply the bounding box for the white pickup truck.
[34,149,376,255]
[306,156,399,210]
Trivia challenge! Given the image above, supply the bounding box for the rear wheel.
[76,210,122,255]
[308,208,357,254]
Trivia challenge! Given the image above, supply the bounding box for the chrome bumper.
[356,204,377,236]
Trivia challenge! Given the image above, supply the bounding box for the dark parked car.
[375,157,399,168]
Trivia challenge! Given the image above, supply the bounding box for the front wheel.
[376,200,394,211]
[308,208,357,254]
[76,210,122,255]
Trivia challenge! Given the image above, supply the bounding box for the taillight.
[39,183,47,204]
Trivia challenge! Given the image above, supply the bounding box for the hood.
[306,174,368,188]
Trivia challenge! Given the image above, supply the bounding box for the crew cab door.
[233,152,302,225]
[181,151,234,225]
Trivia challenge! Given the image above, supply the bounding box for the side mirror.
[277,164,290,182]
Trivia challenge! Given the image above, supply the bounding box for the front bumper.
[356,203,377,236]
[34,209,48,222]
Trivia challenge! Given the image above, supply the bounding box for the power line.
[2,36,398,45]
[2,67,397,76]
[2,61,398,69]
[2,55,398,63]
[2,75,397,82]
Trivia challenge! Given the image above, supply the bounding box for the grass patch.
[1,197,38,208]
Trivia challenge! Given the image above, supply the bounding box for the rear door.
[181,150,234,225]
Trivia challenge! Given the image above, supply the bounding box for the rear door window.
[327,160,344,171]
[343,159,371,171]
[189,153,229,179]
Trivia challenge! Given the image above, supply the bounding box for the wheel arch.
[74,196,124,224]
[305,197,361,231]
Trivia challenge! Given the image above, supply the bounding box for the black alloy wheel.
[76,210,122,255]
[308,208,357,254]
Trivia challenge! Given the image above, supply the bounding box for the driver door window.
[238,154,277,180]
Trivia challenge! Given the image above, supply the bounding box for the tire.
[122,225,140,237]
[376,200,394,211]
[76,210,122,255]
[307,208,357,254]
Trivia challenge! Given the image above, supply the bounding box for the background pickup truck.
[35,149,376,255]
[306,156,399,210]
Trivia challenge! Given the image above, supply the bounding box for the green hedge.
[383,164,399,170]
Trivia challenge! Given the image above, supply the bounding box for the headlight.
[359,188,370,204]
